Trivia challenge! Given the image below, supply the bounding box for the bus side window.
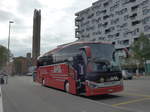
[38,55,53,66]
[53,44,82,63]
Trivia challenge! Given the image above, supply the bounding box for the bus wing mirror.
[112,51,116,61]
[123,48,129,58]
[80,46,92,59]
[68,57,73,62]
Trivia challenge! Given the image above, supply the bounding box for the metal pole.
[7,21,14,62]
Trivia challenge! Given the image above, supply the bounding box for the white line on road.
[0,85,4,112]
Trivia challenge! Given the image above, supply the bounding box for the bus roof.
[40,41,112,57]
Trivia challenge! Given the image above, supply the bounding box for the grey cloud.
[13,24,31,33]
[0,36,32,57]
[13,17,24,25]
[7,14,33,34]
[0,40,7,48]
[17,0,42,14]
[40,32,76,54]
[11,38,32,57]
[13,48,31,57]
[42,33,75,45]
[0,10,14,22]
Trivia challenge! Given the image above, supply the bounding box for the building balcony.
[75,21,79,27]
[75,17,83,22]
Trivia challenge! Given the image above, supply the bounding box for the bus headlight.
[89,83,97,88]
[100,77,105,83]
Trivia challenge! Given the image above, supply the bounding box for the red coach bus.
[35,42,124,96]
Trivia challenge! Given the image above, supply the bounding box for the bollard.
[0,78,4,85]
[0,75,8,85]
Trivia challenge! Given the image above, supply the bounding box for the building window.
[142,16,150,24]
[116,8,128,15]
[134,38,138,41]
[105,29,111,34]
[103,22,108,27]
[81,20,90,27]
[99,37,105,40]
[118,40,129,46]
[124,15,129,21]
[87,13,94,19]
[144,25,150,32]
[86,26,95,31]
[119,23,128,28]
[122,0,130,5]
[110,26,115,31]
[103,15,109,20]
[109,13,114,18]
[112,41,115,45]
[140,0,149,6]
[110,3,119,12]
[132,20,141,26]
[122,0,136,5]
[131,5,139,11]
[98,23,103,28]
[130,13,137,20]
[132,28,139,36]
[108,35,113,39]
[111,18,119,25]
[130,0,136,2]
[143,8,150,15]
[116,33,120,37]
[102,10,107,14]
[103,2,109,7]
[105,26,115,34]
[123,40,129,45]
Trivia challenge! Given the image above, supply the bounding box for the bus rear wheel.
[65,82,70,93]
[42,79,46,86]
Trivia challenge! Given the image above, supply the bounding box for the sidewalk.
[133,75,150,80]
[0,85,3,112]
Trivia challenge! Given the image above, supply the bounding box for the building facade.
[75,0,150,49]
[32,9,41,59]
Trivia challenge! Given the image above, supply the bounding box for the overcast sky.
[0,0,96,57]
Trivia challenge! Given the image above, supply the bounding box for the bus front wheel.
[65,82,70,93]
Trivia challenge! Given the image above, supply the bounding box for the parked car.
[26,66,36,76]
[122,70,133,80]
[0,71,8,84]
[26,72,33,76]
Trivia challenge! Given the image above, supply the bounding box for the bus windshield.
[88,44,114,61]
[86,43,120,72]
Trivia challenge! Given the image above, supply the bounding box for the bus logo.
[53,65,62,73]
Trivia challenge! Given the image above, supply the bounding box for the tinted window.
[53,43,115,64]
[57,44,81,55]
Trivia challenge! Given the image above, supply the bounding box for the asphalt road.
[1,76,150,112]
[88,77,150,112]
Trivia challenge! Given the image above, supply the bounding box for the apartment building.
[75,0,150,49]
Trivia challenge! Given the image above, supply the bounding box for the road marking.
[79,96,138,112]
[121,92,150,98]
[112,97,150,106]
[0,86,4,112]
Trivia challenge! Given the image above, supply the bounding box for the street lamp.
[7,21,14,62]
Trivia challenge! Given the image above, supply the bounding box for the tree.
[130,33,150,73]
[0,45,9,70]
[131,33,150,63]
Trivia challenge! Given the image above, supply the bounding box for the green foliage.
[0,45,9,69]
[131,33,150,62]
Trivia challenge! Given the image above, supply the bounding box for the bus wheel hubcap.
[43,79,45,85]
[65,83,69,93]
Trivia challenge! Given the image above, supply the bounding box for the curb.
[0,85,4,112]
[133,76,150,80]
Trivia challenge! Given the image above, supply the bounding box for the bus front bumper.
[85,81,123,96]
